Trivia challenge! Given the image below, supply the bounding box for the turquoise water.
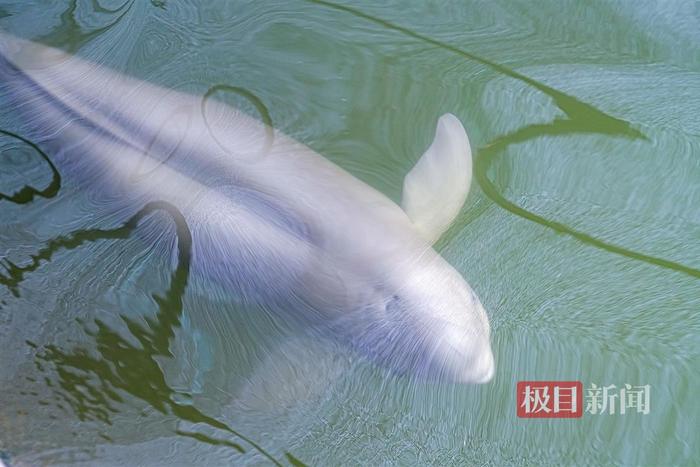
[1,1,699,465]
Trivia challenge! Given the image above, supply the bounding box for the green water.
[1,1,699,465]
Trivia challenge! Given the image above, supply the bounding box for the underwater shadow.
[3,201,303,466]
[308,0,699,279]
[475,122,700,279]
[36,0,134,54]
[0,129,60,205]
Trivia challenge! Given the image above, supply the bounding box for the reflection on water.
[202,84,275,161]
[476,124,700,279]
[3,201,302,465]
[0,129,60,205]
[1,0,699,465]
[310,0,700,280]
[36,0,135,54]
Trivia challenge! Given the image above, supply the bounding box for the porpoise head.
[320,114,494,384]
[330,252,494,384]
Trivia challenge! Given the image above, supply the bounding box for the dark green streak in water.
[37,0,133,53]
[17,201,301,467]
[286,452,309,467]
[201,84,275,159]
[308,0,699,279]
[308,0,637,138]
[477,123,700,278]
[0,129,61,205]
[175,430,245,453]
[1,215,130,297]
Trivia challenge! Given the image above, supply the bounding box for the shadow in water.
[0,129,61,205]
[36,0,134,53]
[2,5,697,462]
[308,0,699,279]
[4,201,303,466]
[475,122,700,279]
[201,84,276,161]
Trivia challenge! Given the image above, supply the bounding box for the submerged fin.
[401,113,472,243]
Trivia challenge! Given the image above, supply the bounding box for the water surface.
[1,1,699,465]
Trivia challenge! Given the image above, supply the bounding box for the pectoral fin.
[401,113,473,243]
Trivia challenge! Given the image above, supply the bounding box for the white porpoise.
[0,32,494,383]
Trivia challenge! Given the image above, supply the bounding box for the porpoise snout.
[427,324,495,384]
